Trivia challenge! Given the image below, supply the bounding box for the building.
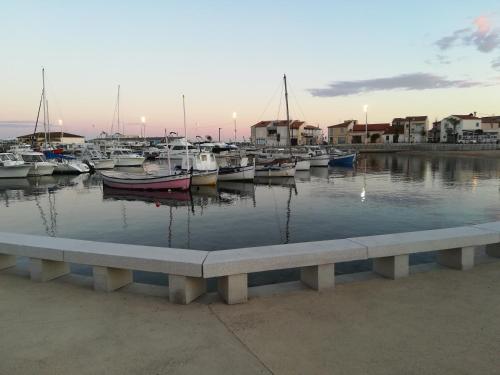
[250,120,321,146]
[350,123,391,144]
[327,120,356,144]
[439,114,481,143]
[404,116,429,143]
[480,116,500,143]
[428,121,441,143]
[383,124,404,143]
[17,132,85,147]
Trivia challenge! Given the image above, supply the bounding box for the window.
[476,123,480,127]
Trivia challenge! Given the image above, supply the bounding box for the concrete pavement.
[1,261,499,374]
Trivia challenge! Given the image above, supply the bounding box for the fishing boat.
[255,159,296,177]
[157,137,198,167]
[306,146,330,167]
[217,155,255,181]
[329,149,357,167]
[101,170,191,191]
[0,153,32,178]
[180,152,218,185]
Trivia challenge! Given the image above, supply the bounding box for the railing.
[1,222,499,304]
[331,143,499,152]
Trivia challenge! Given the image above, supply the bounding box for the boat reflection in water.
[102,186,192,207]
[253,176,296,187]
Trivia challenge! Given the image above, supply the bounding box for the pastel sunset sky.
[1,1,500,140]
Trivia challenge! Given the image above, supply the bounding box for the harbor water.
[1,153,499,284]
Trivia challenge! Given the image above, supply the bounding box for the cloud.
[492,57,500,71]
[308,73,487,97]
[436,15,500,53]
[0,121,36,129]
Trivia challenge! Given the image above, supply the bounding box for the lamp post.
[232,112,237,144]
[218,128,222,142]
[363,105,368,144]
[141,116,146,139]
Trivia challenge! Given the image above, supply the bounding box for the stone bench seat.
[0,232,208,304]
[348,225,500,279]
[203,239,367,304]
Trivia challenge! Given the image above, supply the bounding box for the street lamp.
[232,112,237,143]
[363,105,368,144]
[140,116,146,138]
[218,128,222,142]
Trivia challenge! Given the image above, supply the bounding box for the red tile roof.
[481,116,500,123]
[352,123,391,132]
[303,125,320,130]
[406,116,428,121]
[251,120,305,129]
[327,120,354,128]
[452,114,479,120]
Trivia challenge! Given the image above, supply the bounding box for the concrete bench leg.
[437,246,475,270]
[485,243,500,258]
[300,264,335,291]
[93,266,132,292]
[218,274,247,304]
[0,254,16,270]
[169,275,206,304]
[30,258,70,282]
[373,255,409,279]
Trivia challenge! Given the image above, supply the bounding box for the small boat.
[295,157,311,171]
[17,151,56,176]
[329,149,357,167]
[0,153,31,178]
[180,152,219,186]
[255,159,296,177]
[217,155,255,181]
[306,146,330,167]
[44,152,91,174]
[81,149,115,170]
[109,148,146,167]
[101,170,191,191]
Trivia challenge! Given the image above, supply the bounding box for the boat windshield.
[0,154,17,161]
[22,154,46,162]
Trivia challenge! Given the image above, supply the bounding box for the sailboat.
[255,74,296,178]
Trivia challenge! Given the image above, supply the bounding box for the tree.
[205,135,213,142]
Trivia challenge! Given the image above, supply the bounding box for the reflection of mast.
[121,202,128,229]
[34,191,57,236]
[168,206,173,247]
[285,184,292,243]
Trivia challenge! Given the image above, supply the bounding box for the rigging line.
[275,84,284,122]
[288,81,308,121]
[46,78,65,123]
[270,186,284,243]
[257,78,284,122]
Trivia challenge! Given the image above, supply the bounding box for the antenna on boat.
[284,74,291,156]
[182,94,190,171]
[42,68,48,149]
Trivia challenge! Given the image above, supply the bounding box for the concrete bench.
[203,239,367,304]
[0,232,208,304]
[474,222,500,258]
[349,225,500,279]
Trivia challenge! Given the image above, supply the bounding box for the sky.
[1,0,500,140]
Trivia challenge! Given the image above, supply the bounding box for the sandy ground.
[1,261,500,375]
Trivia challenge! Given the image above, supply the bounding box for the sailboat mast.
[33,91,43,147]
[42,68,48,148]
[182,94,189,170]
[117,85,121,136]
[284,74,291,155]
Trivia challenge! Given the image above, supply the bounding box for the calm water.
[1,153,499,283]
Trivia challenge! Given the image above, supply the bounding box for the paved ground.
[1,261,500,375]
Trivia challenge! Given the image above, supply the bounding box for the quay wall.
[1,222,499,305]
[330,143,500,153]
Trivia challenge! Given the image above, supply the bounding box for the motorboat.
[101,169,191,191]
[17,151,56,176]
[306,146,330,167]
[217,155,255,181]
[51,157,91,174]
[157,138,198,168]
[257,148,310,171]
[108,148,145,167]
[180,152,218,186]
[81,149,115,170]
[0,153,31,178]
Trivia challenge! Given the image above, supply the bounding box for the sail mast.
[182,94,189,170]
[117,85,121,136]
[33,91,43,148]
[284,74,291,155]
[42,68,48,148]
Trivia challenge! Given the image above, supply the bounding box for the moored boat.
[255,160,296,177]
[101,170,191,190]
[0,153,32,178]
[81,149,115,170]
[17,151,56,176]
[109,148,146,167]
[329,149,357,167]
[217,155,255,181]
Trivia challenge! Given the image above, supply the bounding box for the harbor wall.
[330,143,500,153]
[1,221,499,304]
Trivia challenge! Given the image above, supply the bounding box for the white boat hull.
[310,156,330,167]
[191,170,218,186]
[218,165,255,181]
[0,165,31,178]
[295,160,311,171]
[53,162,90,174]
[27,163,55,176]
[93,159,116,170]
[255,165,296,177]
[114,156,145,167]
